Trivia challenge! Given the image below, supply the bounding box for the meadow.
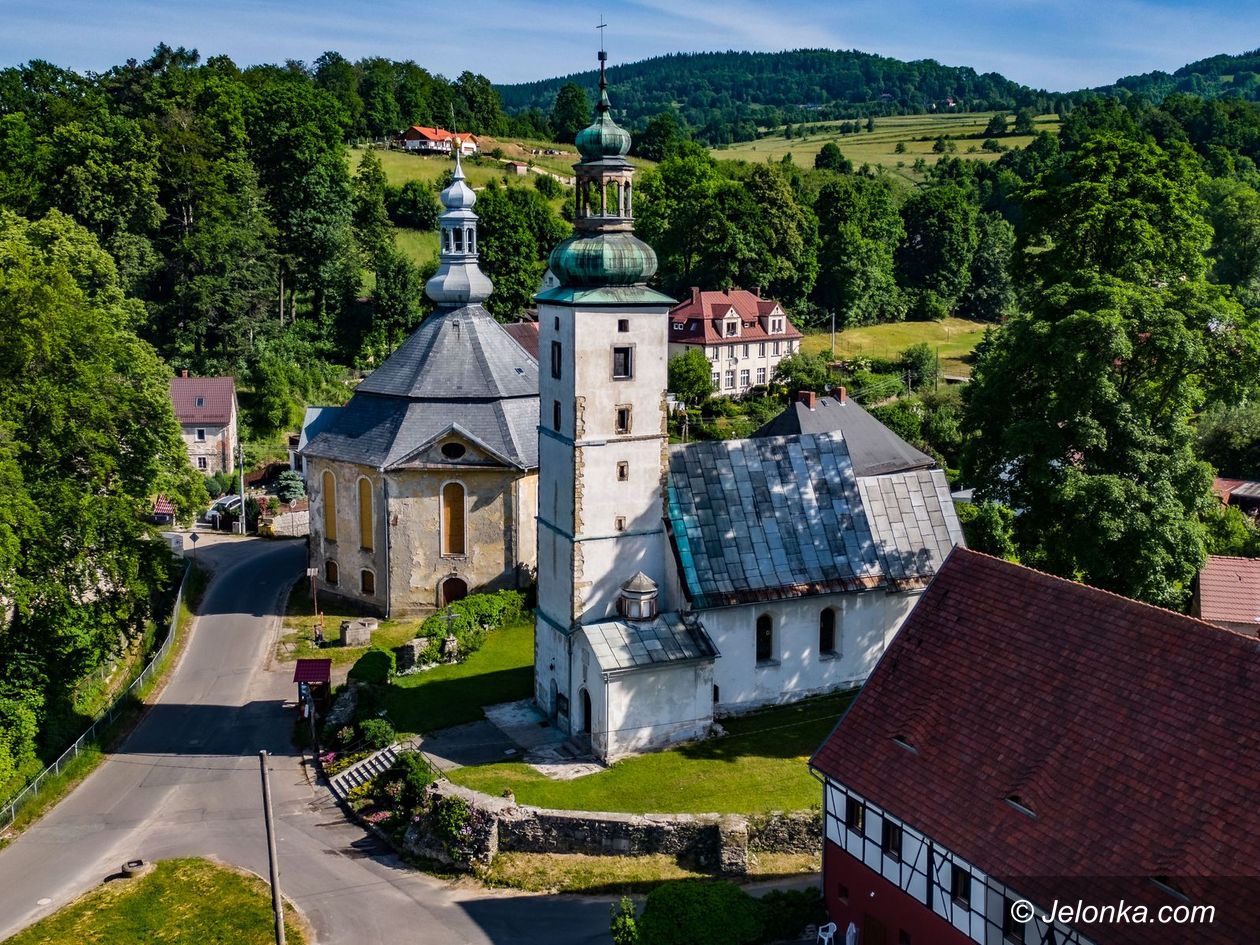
[714,111,1060,184]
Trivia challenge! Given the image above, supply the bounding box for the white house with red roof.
[168,371,237,476]
[811,547,1260,945]
[668,287,802,396]
[398,126,479,154]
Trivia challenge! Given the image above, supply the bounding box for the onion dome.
[426,151,493,306]
[576,87,632,161]
[549,231,657,287]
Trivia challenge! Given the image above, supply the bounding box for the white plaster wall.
[306,458,387,614]
[667,339,799,396]
[705,589,921,712]
[180,421,234,475]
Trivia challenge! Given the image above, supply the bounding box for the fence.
[0,562,192,829]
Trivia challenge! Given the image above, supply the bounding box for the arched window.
[453,228,463,252]
[820,608,836,655]
[322,470,337,542]
[358,478,373,551]
[442,482,466,556]
[360,569,375,596]
[756,614,773,663]
[325,559,339,586]
[580,688,592,734]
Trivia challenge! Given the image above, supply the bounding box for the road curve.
[0,537,610,944]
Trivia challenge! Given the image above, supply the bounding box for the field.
[5,858,307,945]
[447,691,851,814]
[714,112,1060,184]
[393,227,440,268]
[802,316,989,377]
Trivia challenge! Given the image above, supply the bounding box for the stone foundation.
[399,781,821,875]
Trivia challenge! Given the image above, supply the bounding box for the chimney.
[751,285,761,298]
[798,390,817,410]
[690,286,701,305]
[180,369,189,379]
[835,386,847,404]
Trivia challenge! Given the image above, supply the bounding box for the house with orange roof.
[398,126,479,155]
[668,286,803,396]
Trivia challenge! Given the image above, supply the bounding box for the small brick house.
[810,547,1260,945]
[169,371,237,476]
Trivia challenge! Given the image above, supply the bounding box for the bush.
[899,342,939,390]
[850,370,904,401]
[358,717,396,750]
[610,897,640,945]
[956,501,1018,560]
[637,880,763,945]
[417,590,525,660]
[868,399,925,442]
[348,646,396,685]
[389,751,439,809]
[533,173,563,199]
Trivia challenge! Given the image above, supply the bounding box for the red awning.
[293,659,332,684]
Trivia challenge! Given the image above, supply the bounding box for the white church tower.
[533,49,708,743]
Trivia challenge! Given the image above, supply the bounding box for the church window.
[711,372,720,389]
[845,796,864,832]
[614,516,626,532]
[616,462,629,481]
[739,369,749,388]
[360,569,375,596]
[325,559,339,585]
[617,319,630,333]
[554,316,560,330]
[322,470,338,542]
[441,442,466,460]
[358,478,374,551]
[819,608,836,654]
[712,685,720,703]
[612,345,634,379]
[755,614,773,663]
[724,370,735,389]
[441,482,466,556]
[551,341,562,379]
[615,406,632,435]
[553,400,562,432]
[757,367,766,385]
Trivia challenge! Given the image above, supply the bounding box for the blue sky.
[0,0,1256,91]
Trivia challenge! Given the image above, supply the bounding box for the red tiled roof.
[153,495,175,516]
[401,126,478,142]
[504,321,540,360]
[811,547,1260,945]
[293,658,332,684]
[169,375,236,425]
[1213,476,1247,499]
[1198,555,1260,628]
[669,287,802,345]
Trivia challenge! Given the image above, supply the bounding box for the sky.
[0,0,1257,91]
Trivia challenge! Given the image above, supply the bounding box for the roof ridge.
[952,547,1256,642]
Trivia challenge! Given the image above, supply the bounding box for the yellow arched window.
[322,470,337,542]
[358,478,374,551]
[442,482,465,556]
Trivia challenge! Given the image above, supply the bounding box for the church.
[301,155,539,615]
[532,52,965,762]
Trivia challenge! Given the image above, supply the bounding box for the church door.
[441,576,468,606]
[580,688,592,734]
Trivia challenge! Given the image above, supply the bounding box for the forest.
[2,39,1260,810]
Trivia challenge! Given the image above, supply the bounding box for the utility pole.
[258,750,286,945]
[830,310,836,362]
[238,439,246,535]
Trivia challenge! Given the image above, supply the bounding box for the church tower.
[533,49,676,728]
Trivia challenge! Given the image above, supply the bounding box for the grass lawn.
[714,112,1060,185]
[802,316,989,377]
[394,227,440,269]
[482,851,819,894]
[5,858,307,945]
[447,691,852,814]
[279,581,419,666]
[382,618,534,734]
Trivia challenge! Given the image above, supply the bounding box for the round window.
[441,442,467,460]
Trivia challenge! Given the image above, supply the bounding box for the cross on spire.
[597,15,607,53]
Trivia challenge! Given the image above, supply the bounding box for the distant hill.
[496,49,1057,143]
[1093,48,1260,102]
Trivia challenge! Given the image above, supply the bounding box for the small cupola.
[618,571,658,621]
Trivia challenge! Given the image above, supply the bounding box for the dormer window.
[618,572,658,621]
[725,320,739,337]
[195,396,204,408]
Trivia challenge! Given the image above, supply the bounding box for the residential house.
[668,287,803,396]
[810,547,1259,945]
[398,126,479,154]
[1194,554,1260,635]
[1213,476,1260,518]
[506,161,529,175]
[169,371,237,476]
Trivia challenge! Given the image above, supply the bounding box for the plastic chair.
[817,921,838,945]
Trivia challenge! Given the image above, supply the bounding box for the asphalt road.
[0,536,611,944]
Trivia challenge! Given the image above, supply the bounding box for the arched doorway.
[549,680,559,721]
[580,688,592,734]
[440,576,468,606]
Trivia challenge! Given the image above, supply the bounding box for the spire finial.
[453,147,465,181]
[596,18,610,114]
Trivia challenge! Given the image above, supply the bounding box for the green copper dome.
[549,231,657,287]
[576,90,632,161]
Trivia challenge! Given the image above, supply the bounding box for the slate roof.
[665,432,960,608]
[302,304,539,471]
[297,406,338,453]
[1197,555,1260,628]
[811,548,1260,945]
[169,375,236,425]
[753,394,936,477]
[579,613,717,675]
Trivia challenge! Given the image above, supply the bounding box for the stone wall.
[399,781,820,875]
